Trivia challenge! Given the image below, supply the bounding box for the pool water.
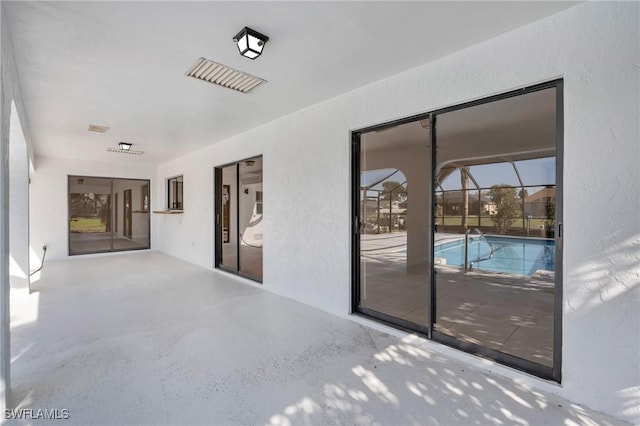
[434,236,555,276]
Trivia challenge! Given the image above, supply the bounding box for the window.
[68,176,151,255]
[167,175,183,210]
[352,80,563,381]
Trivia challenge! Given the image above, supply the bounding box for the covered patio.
[9,252,619,425]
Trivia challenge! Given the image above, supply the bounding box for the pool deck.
[359,231,555,367]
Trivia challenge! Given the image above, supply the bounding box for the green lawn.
[435,216,549,229]
[70,217,106,233]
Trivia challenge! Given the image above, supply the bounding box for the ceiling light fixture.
[233,27,269,60]
[119,142,132,151]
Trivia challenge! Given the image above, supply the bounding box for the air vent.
[106,147,144,155]
[185,57,267,94]
[88,124,110,133]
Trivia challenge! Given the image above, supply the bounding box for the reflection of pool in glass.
[434,236,555,276]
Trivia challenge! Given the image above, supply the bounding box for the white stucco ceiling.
[5,1,577,165]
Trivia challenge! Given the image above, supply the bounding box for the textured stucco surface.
[17,1,639,422]
[2,2,36,410]
[0,2,10,411]
[153,2,640,422]
[9,252,627,425]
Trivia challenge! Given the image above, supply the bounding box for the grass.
[70,217,106,233]
[435,216,549,229]
[368,215,551,231]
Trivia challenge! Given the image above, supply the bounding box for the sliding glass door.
[215,156,263,282]
[431,84,561,380]
[68,176,150,255]
[352,81,562,381]
[353,119,431,333]
[69,177,113,254]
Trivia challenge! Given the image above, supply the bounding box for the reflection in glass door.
[114,179,151,251]
[431,84,562,380]
[124,189,132,239]
[219,164,238,271]
[215,156,263,282]
[68,177,112,254]
[238,159,263,279]
[352,80,562,381]
[68,176,150,255]
[353,119,431,332]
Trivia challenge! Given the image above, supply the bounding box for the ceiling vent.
[106,147,144,155]
[88,124,110,133]
[185,57,267,94]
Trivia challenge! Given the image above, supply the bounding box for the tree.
[380,181,407,203]
[518,188,529,200]
[544,199,556,236]
[96,195,111,231]
[488,184,519,234]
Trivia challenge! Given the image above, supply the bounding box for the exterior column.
[0,3,12,411]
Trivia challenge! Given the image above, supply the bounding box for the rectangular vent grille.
[106,147,144,155]
[88,124,110,133]
[185,58,267,94]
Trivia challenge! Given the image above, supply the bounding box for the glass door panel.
[220,164,238,271]
[69,176,113,254]
[433,87,558,371]
[238,157,263,280]
[216,157,263,282]
[113,179,150,251]
[69,176,150,255]
[357,120,430,330]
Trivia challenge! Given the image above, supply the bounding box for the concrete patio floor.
[8,252,622,425]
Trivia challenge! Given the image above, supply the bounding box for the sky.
[361,157,555,196]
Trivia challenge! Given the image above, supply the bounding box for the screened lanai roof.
[361,168,407,192]
[438,157,555,192]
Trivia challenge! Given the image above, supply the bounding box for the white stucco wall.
[29,156,155,261]
[1,2,37,408]
[154,2,639,422]
[9,101,29,289]
[2,4,34,294]
[0,2,9,410]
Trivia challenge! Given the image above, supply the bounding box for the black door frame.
[351,79,563,382]
[67,176,151,256]
[214,156,263,283]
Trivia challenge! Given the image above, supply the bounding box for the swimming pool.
[434,235,555,276]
